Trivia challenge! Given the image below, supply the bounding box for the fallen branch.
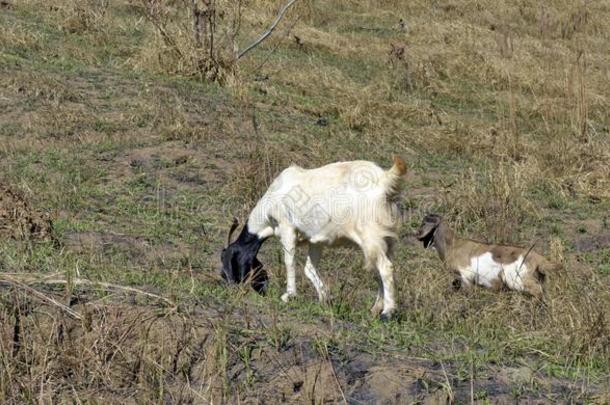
[327,356,347,404]
[0,273,176,308]
[1,275,83,320]
[236,0,299,59]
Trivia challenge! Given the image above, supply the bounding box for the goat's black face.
[416,214,442,249]
[220,225,268,294]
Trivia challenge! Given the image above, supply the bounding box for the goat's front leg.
[304,243,328,304]
[458,273,473,293]
[279,226,297,302]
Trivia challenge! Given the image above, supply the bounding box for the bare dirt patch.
[113,144,235,190]
[65,230,189,265]
[574,232,610,253]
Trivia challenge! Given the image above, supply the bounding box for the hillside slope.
[1,0,609,402]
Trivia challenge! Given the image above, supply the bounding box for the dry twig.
[237,0,299,59]
[1,275,83,320]
[0,273,176,309]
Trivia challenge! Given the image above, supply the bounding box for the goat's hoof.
[318,294,331,306]
[379,311,396,322]
[370,305,383,316]
[281,292,296,303]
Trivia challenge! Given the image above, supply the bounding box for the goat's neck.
[236,225,259,244]
[433,223,455,262]
[247,199,272,237]
[234,225,265,254]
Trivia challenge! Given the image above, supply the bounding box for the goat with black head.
[220,218,269,294]
[219,156,407,319]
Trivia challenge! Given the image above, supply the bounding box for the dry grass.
[1,0,609,402]
[444,161,542,243]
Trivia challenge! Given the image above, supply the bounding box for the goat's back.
[256,160,400,242]
[450,238,555,274]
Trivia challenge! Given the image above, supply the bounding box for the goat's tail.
[383,155,407,193]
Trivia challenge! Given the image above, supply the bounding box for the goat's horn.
[226,217,239,247]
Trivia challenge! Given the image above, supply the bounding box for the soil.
[65,230,190,265]
[1,295,597,403]
[574,232,610,253]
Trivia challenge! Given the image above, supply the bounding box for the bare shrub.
[134,0,229,81]
[133,0,299,82]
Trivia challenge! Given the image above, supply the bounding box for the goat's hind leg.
[363,238,396,320]
[377,252,397,321]
[367,256,384,316]
[523,275,544,301]
[371,273,384,317]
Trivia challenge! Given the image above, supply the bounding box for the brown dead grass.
[1,0,609,402]
[2,283,605,403]
[0,183,54,242]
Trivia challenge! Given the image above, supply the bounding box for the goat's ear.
[220,247,238,283]
[416,217,438,248]
[237,248,258,282]
[421,232,435,249]
[249,257,269,295]
[226,217,239,247]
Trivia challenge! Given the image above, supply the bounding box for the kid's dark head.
[416,214,442,249]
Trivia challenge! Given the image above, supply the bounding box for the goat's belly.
[460,253,503,288]
[460,265,502,287]
[298,224,355,247]
[308,234,357,248]
[459,253,529,291]
[500,257,527,291]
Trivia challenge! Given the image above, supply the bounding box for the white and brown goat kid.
[221,156,407,319]
[416,214,560,298]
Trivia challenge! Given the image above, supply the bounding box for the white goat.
[220,156,407,319]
